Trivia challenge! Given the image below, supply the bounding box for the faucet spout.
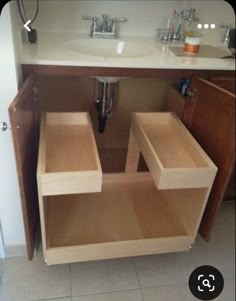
[83,14,127,39]
[220,24,232,46]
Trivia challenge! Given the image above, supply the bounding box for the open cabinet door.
[183,77,235,240]
[8,75,39,260]
[209,75,236,201]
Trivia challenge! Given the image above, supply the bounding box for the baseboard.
[5,244,27,257]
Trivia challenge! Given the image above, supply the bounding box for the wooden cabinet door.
[209,75,236,201]
[8,75,39,260]
[183,77,235,240]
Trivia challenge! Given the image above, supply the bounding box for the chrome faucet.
[100,14,111,32]
[220,24,232,46]
[83,14,127,39]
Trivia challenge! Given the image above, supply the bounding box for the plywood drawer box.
[43,173,194,265]
[131,112,216,189]
[37,113,102,196]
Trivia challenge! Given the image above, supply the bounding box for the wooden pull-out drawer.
[37,113,102,196]
[131,112,217,189]
[44,173,194,265]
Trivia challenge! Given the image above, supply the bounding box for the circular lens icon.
[189,265,224,300]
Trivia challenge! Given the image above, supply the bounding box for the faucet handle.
[83,16,98,22]
[220,24,232,29]
[102,14,109,19]
[112,17,127,23]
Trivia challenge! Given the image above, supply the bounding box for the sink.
[66,38,154,58]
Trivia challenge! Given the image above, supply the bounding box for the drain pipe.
[98,81,108,133]
[95,77,118,133]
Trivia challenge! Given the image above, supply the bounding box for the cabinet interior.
[37,75,175,173]
[44,181,207,249]
[35,75,216,265]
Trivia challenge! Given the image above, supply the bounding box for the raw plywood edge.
[87,112,102,173]
[125,129,140,173]
[37,113,47,257]
[37,113,47,177]
[131,113,163,186]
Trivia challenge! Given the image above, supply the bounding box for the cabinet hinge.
[33,86,39,102]
[186,88,196,101]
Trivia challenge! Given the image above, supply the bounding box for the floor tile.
[191,228,235,278]
[70,258,139,296]
[216,277,235,301]
[134,252,196,288]
[0,253,71,301]
[141,278,235,301]
[214,201,235,229]
[72,289,142,301]
[142,284,196,301]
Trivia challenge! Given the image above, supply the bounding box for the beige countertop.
[17,31,235,70]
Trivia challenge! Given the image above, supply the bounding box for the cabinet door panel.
[209,75,236,95]
[183,77,235,240]
[8,75,39,260]
[209,75,236,201]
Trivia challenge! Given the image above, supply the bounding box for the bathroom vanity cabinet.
[8,67,235,262]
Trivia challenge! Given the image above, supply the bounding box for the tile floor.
[0,201,234,301]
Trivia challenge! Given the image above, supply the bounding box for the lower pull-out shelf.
[44,174,193,265]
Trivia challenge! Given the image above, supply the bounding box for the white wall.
[22,0,235,41]
[0,3,26,251]
[0,223,5,258]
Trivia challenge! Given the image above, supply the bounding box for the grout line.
[71,288,143,298]
[132,257,145,301]
[140,282,191,289]
[32,296,72,301]
[69,264,73,299]
[139,282,191,291]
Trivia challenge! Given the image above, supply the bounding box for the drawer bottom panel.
[44,180,193,264]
